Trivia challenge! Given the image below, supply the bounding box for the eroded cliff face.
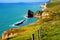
[2,28,18,39]
[2,27,26,39]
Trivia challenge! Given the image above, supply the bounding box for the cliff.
[2,28,18,39]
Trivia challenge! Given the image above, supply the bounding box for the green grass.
[47,1,60,8]
[10,30,39,40]
[40,20,60,40]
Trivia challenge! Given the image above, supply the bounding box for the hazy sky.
[0,0,49,3]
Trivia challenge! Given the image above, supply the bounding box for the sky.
[0,0,49,3]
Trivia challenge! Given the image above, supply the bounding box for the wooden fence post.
[38,27,42,40]
[32,34,34,40]
[38,29,40,40]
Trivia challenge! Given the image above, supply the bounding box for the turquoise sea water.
[0,3,44,36]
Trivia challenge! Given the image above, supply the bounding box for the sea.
[0,2,45,36]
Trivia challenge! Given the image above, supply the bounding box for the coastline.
[2,9,40,39]
[0,0,50,40]
[1,18,40,39]
[1,9,42,39]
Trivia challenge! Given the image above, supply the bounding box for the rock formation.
[42,12,50,19]
[26,10,34,18]
[34,11,43,18]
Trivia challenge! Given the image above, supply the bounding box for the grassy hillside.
[40,12,60,40]
[47,1,60,8]
[40,0,60,40]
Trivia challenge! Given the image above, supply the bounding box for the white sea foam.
[11,19,26,27]
[24,15,28,18]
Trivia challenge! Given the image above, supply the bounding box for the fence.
[31,27,42,40]
[31,21,44,40]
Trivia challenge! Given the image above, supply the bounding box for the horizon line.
[0,1,49,3]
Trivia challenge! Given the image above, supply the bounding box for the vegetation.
[40,0,60,40]
[52,0,60,2]
[40,12,60,40]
